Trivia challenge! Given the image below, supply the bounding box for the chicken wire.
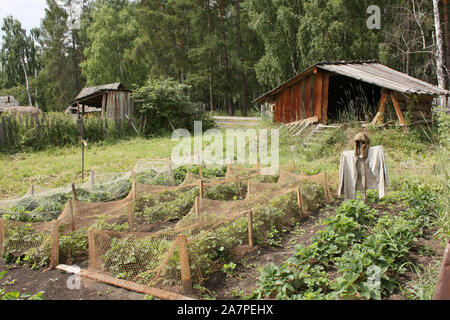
[0,219,56,267]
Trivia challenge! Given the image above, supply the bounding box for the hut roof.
[0,95,19,109]
[75,83,128,100]
[253,60,450,104]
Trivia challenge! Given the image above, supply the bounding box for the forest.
[0,0,449,116]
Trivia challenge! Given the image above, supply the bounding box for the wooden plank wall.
[104,91,133,121]
[274,70,330,124]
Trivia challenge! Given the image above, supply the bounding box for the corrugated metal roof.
[75,82,127,100]
[253,60,449,103]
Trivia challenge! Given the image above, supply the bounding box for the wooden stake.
[30,184,35,196]
[296,188,304,218]
[371,92,388,125]
[389,92,407,132]
[0,219,4,256]
[248,210,254,248]
[50,221,59,269]
[177,234,192,295]
[291,159,296,173]
[362,159,367,204]
[247,181,251,198]
[88,229,98,271]
[199,163,203,178]
[133,182,137,201]
[199,180,204,198]
[71,182,78,201]
[195,196,199,215]
[128,202,134,231]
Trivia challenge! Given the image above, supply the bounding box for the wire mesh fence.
[0,159,334,298]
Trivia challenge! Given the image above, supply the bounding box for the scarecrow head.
[354,132,370,158]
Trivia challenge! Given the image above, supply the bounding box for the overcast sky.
[0,0,48,36]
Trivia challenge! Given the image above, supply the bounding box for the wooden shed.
[67,83,134,121]
[253,60,449,130]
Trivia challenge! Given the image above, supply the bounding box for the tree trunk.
[433,0,447,108]
[20,57,33,106]
[443,0,450,85]
[236,0,248,117]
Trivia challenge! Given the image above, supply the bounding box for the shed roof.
[76,82,128,100]
[0,95,19,108]
[253,60,449,103]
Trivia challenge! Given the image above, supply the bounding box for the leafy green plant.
[0,271,44,300]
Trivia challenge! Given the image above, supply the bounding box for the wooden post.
[199,180,204,198]
[30,184,35,196]
[236,176,241,197]
[296,188,304,218]
[82,142,85,179]
[247,181,251,198]
[0,219,5,256]
[128,202,134,231]
[198,163,203,178]
[50,221,59,269]
[133,182,137,201]
[177,234,192,295]
[389,92,407,132]
[88,229,96,271]
[371,92,388,125]
[247,210,254,248]
[71,182,78,201]
[362,159,367,204]
[291,159,296,173]
[195,196,199,215]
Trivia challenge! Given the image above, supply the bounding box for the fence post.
[50,221,59,269]
[0,219,4,256]
[195,196,199,215]
[297,188,304,218]
[247,181,251,198]
[88,229,98,271]
[128,202,134,231]
[177,234,192,295]
[236,176,241,197]
[30,184,35,196]
[199,163,203,178]
[248,210,254,248]
[199,180,204,199]
[71,182,78,201]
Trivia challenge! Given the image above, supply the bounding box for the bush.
[132,77,213,136]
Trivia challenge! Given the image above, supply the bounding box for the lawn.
[0,136,180,200]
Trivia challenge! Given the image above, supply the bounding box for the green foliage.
[102,236,172,282]
[132,77,210,136]
[134,187,199,223]
[252,184,441,300]
[2,224,51,269]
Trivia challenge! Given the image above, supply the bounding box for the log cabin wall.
[273,69,330,124]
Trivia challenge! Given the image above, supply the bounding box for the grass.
[0,136,179,199]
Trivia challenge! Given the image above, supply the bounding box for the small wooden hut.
[253,60,449,130]
[67,83,134,121]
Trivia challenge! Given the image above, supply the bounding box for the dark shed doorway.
[327,75,382,124]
